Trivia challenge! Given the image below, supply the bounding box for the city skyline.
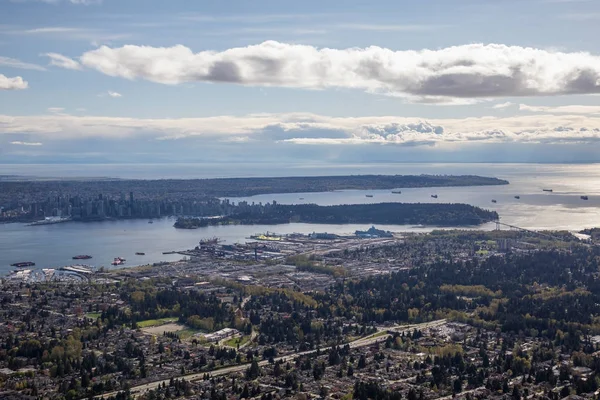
[2,0,600,164]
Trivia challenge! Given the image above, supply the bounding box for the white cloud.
[21,27,80,34]
[10,141,42,146]
[519,104,600,114]
[9,27,129,44]
[97,90,122,98]
[0,74,28,90]
[0,56,46,71]
[43,53,82,70]
[60,41,600,102]
[492,102,513,109]
[2,111,600,146]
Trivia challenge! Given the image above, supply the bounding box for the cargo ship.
[543,189,553,192]
[492,199,497,203]
[514,196,520,199]
[199,237,220,246]
[365,194,374,198]
[391,191,402,194]
[581,195,589,200]
[28,216,71,226]
[10,261,35,268]
[355,226,393,238]
[135,252,145,255]
[72,255,92,260]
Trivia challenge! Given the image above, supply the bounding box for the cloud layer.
[47,41,600,101]
[2,111,600,146]
[519,104,600,114]
[0,74,28,90]
[10,141,42,146]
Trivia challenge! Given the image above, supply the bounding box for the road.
[97,319,446,399]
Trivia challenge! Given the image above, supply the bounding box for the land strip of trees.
[174,203,498,228]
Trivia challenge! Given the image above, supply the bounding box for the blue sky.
[2,0,600,164]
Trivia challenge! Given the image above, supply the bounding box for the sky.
[2,0,600,165]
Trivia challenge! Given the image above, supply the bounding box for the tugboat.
[431,194,438,199]
[111,257,126,266]
[492,199,497,203]
[581,195,589,200]
[514,196,520,199]
[72,255,92,260]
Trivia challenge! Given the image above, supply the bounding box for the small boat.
[581,195,589,200]
[111,258,125,266]
[148,220,154,224]
[299,198,304,200]
[431,195,438,199]
[514,196,520,199]
[543,189,553,192]
[11,262,35,268]
[366,194,374,198]
[391,191,402,194]
[135,252,145,255]
[111,257,126,266]
[492,199,497,203]
[72,255,92,260]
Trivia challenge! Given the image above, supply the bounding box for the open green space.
[223,335,250,348]
[137,317,179,328]
[176,328,203,340]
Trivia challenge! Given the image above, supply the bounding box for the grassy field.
[223,335,250,348]
[137,318,179,328]
[176,328,204,340]
[85,312,101,319]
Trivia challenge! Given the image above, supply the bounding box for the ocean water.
[0,163,599,275]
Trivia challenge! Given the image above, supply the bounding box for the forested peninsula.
[0,174,508,203]
[174,203,499,229]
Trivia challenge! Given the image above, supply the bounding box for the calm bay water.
[1,163,599,275]
[0,218,488,276]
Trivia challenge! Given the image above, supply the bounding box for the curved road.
[97,319,446,399]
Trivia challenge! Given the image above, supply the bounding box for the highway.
[96,319,446,399]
